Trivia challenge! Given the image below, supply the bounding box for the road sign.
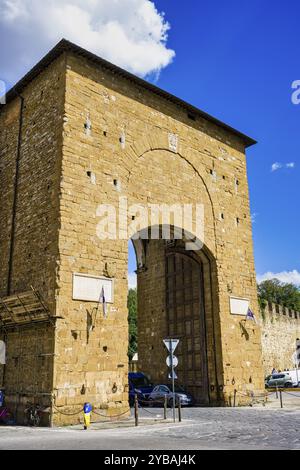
[163,339,179,354]
[168,371,178,380]
[166,355,178,368]
[163,339,180,423]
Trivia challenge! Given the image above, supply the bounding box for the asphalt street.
[0,405,299,450]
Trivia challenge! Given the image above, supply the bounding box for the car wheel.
[284,383,292,388]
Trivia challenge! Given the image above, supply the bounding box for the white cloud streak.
[0,0,175,82]
[271,162,283,172]
[257,270,300,286]
[251,212,258,224]
[271,162,295,172]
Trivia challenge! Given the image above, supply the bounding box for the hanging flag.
[246,308,257,323]
[100,286,108,319]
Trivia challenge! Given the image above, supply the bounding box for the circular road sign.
[166,355,178,368]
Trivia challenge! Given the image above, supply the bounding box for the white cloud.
[257,270,300,286]
[271,162,283,172]
[128,272,137,289]
[251,212,258,224]
[0,0,175,82]
[271,162,296,172]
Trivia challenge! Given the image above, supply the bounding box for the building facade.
[0,40,264,425]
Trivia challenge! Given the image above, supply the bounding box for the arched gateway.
[165,248,209,403]
[0,40,264,425]
[133,234,215,406]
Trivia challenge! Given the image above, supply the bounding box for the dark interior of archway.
[128,238,210,404]
[166,251,209,404]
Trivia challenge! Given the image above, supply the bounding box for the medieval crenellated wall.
[260,302,300,376]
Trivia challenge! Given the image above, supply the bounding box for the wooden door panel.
[166,252,209,404]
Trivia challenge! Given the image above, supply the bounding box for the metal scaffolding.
[0,286,54,331]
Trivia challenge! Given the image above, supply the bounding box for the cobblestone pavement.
[0,406,299,450]
[147,407,300,450]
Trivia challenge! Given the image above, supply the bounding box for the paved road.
[0,407,299,450]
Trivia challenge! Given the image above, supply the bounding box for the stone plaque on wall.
[73,273,114,303]
[230,297,249,316]
[0,340,6,365]
[168,133,178,152]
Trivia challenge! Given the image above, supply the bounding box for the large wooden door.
[166,252,209,404]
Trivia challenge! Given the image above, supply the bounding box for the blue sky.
[1,0,299,286]
[153,0,300,285]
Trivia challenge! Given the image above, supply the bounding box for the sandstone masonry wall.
[0,55,65,419]
[261,303,300,376]
[0,44,265,425]
[50,51,263,424]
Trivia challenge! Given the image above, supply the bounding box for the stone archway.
[130,225,221,405]
[165,249,209,404]
[125,143,223,405]
[123,134,218,259]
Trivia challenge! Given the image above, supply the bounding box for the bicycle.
[24,403,45,427]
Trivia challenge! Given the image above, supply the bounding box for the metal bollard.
[164,396,167,420]
[279,390,283,409]
[233,389,237,408]
[134,394,139,427]
[178,398,182,423]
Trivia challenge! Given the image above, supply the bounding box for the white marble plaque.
[73,274,114,303]
[230,297,249,316]
[168,133,178,152]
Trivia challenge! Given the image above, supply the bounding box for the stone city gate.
[133,233,217,406]
[0,40,264,425]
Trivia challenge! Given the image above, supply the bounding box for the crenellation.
[260,302,300,375]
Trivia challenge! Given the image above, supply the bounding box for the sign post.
[163,338,179,423]
[296,338,300,386]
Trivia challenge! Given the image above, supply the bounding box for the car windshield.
[131,377,151,388]
[158,386,186,393]
[271,374,285,379]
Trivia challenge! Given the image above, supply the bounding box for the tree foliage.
[128,288,138,360]
[258,279,300,312]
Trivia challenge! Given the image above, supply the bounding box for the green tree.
[128,288,138,360]
[258,279,300,311]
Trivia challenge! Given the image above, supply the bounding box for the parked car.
[265,375,272,389]
[149,384,195,407]
[287,370,300,387]
[267,371,299,388]
[128,372,154,406]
